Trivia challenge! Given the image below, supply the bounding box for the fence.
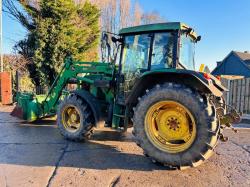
[223,78,250,114]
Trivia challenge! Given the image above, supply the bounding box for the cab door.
[118,34,152,102]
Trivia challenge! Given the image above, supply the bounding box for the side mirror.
[196,36,201,42]
[111,36,117,43]
[111,36,123,44]
[102,33,108,42]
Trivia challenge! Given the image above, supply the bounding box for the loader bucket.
[11,92,46,121]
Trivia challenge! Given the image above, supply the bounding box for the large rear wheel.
[133,83,219,169]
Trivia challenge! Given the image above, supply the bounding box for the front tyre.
[57,94,94,141]
[133,83,219,169]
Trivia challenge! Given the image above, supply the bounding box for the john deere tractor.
[13,22,241,169]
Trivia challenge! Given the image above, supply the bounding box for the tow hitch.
[219,106,242,142]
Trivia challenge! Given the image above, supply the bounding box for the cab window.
[151,32,175,69]
[122,34,151,74]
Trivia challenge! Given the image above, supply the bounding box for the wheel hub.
[145,101,196,153]
[62,105,81,132]
[69,112,79,123]
[167,118,179,130]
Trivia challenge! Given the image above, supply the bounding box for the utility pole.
[0,0,3,72]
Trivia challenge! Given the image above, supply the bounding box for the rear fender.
[126,70,224,106]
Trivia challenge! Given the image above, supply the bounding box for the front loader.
[12,22,241,169]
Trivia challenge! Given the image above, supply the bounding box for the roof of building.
[245,60,250,65]
[212,51,250,78]
[119,22,198,39]
[234,51,250,61]
[235,51,250,66]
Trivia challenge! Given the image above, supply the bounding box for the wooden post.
[232,80,237,108]
[246,78,250,113]
[240,80,243,112]
[16,70,20,92]
[226,79,230,105]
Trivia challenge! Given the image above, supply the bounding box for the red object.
[215,75,221,81]
[203,73,211,80]
[0,72,12,105]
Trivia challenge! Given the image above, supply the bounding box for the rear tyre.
[57,94,94,141]
[133,83,219,169]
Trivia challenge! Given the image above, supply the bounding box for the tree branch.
[3,0,37,31]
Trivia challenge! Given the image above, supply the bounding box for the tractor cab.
[119,22,199,72]
[115,22,201,101]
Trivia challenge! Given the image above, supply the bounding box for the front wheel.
[57,94,94,141]
[133,83,219,169]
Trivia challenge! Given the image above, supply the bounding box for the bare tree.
[3,54,29,74]
[133,1,142,26]
[3,0,40,31]
[77,0,165,64]
[81,0,165,33]
[100,0,118,33]
[119,0,132,28]
[141,11,165,24]
[76,0,166,33]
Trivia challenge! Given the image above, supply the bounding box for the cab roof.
[119,22,198,39]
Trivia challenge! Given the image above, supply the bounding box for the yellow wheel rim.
[62,105,81,133]
[145,101,196,153]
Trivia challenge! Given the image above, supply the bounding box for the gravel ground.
[0,106,249,187]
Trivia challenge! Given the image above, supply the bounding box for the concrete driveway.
[0,106,249,187]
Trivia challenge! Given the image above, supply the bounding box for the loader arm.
[42,58,114,116]
[13,58,114,121]
[41,58,76,116]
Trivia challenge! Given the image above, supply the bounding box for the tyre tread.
[132,83,219,169]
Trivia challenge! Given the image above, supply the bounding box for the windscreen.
[179,34,195,70]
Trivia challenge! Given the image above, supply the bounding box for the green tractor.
[13,22,241,169]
